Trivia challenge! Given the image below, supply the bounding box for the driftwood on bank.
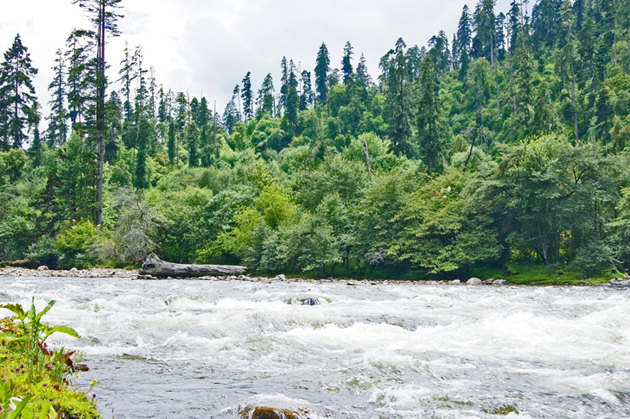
[139,253,247,278]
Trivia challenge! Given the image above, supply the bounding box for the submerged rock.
[241,406,304,419]
[300,297,322,306]
[466,277,483,285]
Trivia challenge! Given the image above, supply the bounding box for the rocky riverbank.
[0,266,138,278]
[2,266,629,286]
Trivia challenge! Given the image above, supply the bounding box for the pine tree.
[118,40,136,120]
[133,116,150,189]
[199,97,210,127]
[30,122,42,167]
[472,0,497,63]
[167,120,176,165]
[342,41,354,84]
[379,37,414,157]
[531,78,560,135]
[507,0,521,51]
[257,73,275,116]
[46,48,69,146]
[299,70,314,110]
[512,35,535,139]
[72,0,123,227]
[65,29,94,129]
[457,5,473,54]
[0,34,39,149]
[315,42,330,104]
[241,72,253,121]
[356,53,372,88]
[190,97,200,124]
[186,121,198,167]
[416,57,447,176]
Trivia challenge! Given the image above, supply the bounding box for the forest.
[1,0,630,280]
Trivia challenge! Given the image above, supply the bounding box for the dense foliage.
[1,0,630,279]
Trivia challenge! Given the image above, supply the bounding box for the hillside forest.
[2,0,630,280]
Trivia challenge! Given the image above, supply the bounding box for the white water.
[1,276,629,418]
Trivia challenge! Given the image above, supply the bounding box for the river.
[1,276,629,418]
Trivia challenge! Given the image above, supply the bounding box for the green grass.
[468,263,616,286]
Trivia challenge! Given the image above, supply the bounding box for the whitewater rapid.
[1,276,629,418]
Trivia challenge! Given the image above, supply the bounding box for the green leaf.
[9,395,32,419]
[43,325,80,342]
[0,303,26,321]
[38,401,55,419]
[35,300,56,323]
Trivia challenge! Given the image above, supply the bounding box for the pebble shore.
[1,267,629,285]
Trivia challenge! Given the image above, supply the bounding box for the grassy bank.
[0,300,100,419]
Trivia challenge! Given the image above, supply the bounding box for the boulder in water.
[466,277,482,285]
[450,279,461,285]
[301,297,322,306]
[241,406,303,419]
[493,279,509,285]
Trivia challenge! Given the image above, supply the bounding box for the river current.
[1,276,629,418]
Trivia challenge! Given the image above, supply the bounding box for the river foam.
[1,276,629,418]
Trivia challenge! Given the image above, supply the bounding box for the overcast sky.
[0,0,513,120]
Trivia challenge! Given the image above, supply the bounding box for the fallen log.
[139,253,247,278]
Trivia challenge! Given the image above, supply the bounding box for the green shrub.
[55,221,99,269]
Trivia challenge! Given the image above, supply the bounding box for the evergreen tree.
[299,70,314,110]
[199,97,210,126]
[315,42,330,104]
[507,0,521,51]
[167,120,176,165]
[257,73,275,116]
[416,58,447,176]
[105,90,122,163]
[457,5,473,54]
[186,121,198,167]
[176,92,188,128]
[472,0,497,63]
[0,34,39,149]
[512,35,535,139]
[118,40,136,120]
[342,41,354,84]
[241,72,253,121]
[30,122,42,167]
[223,98,240,134]
[46,48,69,146]
[531,78,560,135]
[356,53,372,88]
[379,38,414,157]
[531,0,563,52]
[133,116,150,189]
[65,29,94,129]
[157,85,169,123]
[72,0,124,228]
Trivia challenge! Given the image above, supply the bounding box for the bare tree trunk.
[139,253,247,278]
[95,3,105,228]
[569,44,579,145]
[492,35,500,118]
[363,138,374,177]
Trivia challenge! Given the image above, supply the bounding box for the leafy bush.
[55,221,99,269]
[25,237,60,269]
[569,240,616,277]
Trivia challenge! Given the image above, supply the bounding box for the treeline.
[1,0,630,279]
